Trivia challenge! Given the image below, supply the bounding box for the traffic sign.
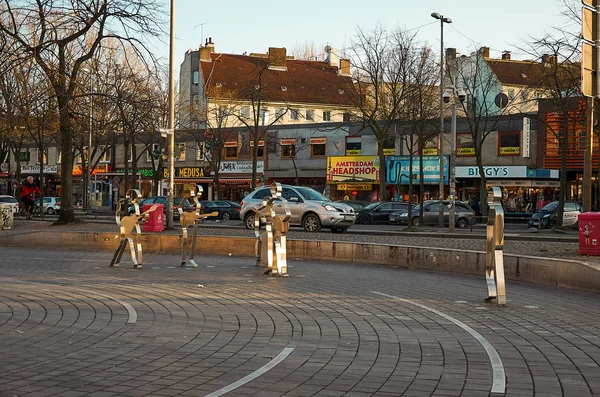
[112,176,120,184]
[112,181,119,189]
[10,180,19,190]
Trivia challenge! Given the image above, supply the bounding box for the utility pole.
[167,0,175,229]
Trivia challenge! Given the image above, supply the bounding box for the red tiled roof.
[200,53,355,106]
[486,59,580,87]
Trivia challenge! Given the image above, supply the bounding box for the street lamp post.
[444,88,466,232]
[431,12,452,227]
[166,0,175,229]
[82,68,93,212]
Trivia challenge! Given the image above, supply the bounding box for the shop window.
[456,133,475,156]
[281,138,296,158]
[99,145,111,163]
[223,141,238,160]
[323,111,331,122]
[250,140,265,158]
[498,130,520,156]
[383,135,396,155]
[176,143,186,161]
[346,136,362,155]
[310,138,326,157]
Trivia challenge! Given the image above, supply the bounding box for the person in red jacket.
[20,176,41,219]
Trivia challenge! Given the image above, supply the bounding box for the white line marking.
[371,291,505,394]
[204,347,294,397]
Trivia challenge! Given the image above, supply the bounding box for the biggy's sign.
[327,156,380,184]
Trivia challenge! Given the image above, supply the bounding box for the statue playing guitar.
[179,185,218,267]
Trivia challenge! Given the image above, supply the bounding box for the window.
[306,110,314,121]
[343,112,351,122]
[290,109,299,120]
[323,111,331,122]
[240,106,250,119]
[99,145,111,163]
[422,138,439,155]
[36,148,48,164]
[77,147,89,164]
[383,135,396,155]
[196,142,205,160]
[147,143,161,162]
[310,137,326,157]
[57,150,61,164]
[498,130,520,156]
[260,108,269,125]
[280,138,296,158]
[192,94,199,109]
[282,188,302,202]
[508,89,515,100]
[456,133,475,156]
[176,143,186,161]
[345,136,362,155]
[275,107,285,120]
[250,140,265,158]
[126,146,133,162]
[193,71,199,84]
[251,188,271,200]
[223,141,238,160]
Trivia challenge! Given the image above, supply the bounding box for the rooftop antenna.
[194,21,211,46]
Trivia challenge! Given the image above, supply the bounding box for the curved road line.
[371,291,505,394]
[204,347,295,397]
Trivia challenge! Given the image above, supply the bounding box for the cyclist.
[20,176,41,220]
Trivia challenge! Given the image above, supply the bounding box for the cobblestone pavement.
[1,247,599,397]
[4,218,590,263]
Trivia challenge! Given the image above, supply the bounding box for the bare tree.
[0,0,164,224]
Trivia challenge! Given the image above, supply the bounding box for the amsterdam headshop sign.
[456,166,527,178]
[217,161,264,174]
[386,156,448,185]
[326,156,380,184]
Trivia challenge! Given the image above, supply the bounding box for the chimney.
[268,47,287,71]
[502,51,511,60]
[541,54,551,66]
[199,37,215,62]
[325,45,339,68]
[479,46,490,58]
[339,59,351,77]
[445,48,457,62]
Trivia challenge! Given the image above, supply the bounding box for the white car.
[37,196,61,214]
[0,195,19,214]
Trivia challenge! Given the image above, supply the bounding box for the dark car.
[201,200,241,220]
[356,201,411,225]
[528,201,582,229]
[335,200,371,212]
[390,200,475,228]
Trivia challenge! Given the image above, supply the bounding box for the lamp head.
[443,17,452,24]
[431,12,441,19]
[443,90,451,104]
[457,89,466,102]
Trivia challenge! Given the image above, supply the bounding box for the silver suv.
[240,185,356,233]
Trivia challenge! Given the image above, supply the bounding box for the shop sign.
[456,166,527,178]
[327,156,380,184]
[280,138,296,146]
[21,165,58,173]
[217,161,264,174]
[386,156,448,185]
[499,147,520,155]
[72,165,110,176]
[111,168,155,177]
[337,183,371,191]
[457,147,475,155]
[522,117,531,158]
[423,148,438,155]
[162,166,207,178]
[310,138,326,144]
[383,148,396,155]
[345,149,362,155]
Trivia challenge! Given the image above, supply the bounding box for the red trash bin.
[578,212,600,255]
[142,203,164,232]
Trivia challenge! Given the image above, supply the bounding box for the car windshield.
[540,202,558,212]
[0,197,17,203]
[296,187,330,201]
[363,202,380,210]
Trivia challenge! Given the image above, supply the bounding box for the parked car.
[201,200,241,220]
[0,195,19,214]
[390,200,475,228]
[241,185,356,233]
[335,200,371,212]
[528,201,582,229]
[356,201,411,224]
[36,196,61,214]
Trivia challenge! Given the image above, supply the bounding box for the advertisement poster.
[386,156,448,185]
[326,156,380,184]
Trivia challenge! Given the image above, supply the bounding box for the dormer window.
[521,73,528,79]
[338,89,344,95]
[254,84,260,90]
[215,82,222,88]
[281,86,287,91]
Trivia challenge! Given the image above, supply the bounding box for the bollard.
[485,186,506,305]
[110,189,157,269]
[179,185,217,268]
[0,204,14,230]
[253,182,291,276]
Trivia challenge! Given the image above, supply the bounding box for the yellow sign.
[457,147,475,155]
[500,147,520,155]
[338,184,372,191]
[346,149,362,155]
[327,156,380,184]
[423,148,438,155]
[383,148,396,155]
[163,167,206,178]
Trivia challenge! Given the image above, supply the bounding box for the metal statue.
[179,185,218,267]
[253,182,291,276]
[485,186,507,305]
[110,189,158,269]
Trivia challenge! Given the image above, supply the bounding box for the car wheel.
[331,227,348,234]
[244,213,257,230]
[47,208,55,215]
[359,215,371,225]
[456,217,469,229]
[411,216,420,226]
[222,212,231,221]
[303,213,322,232]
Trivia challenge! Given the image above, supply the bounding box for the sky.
[152,0,572,72]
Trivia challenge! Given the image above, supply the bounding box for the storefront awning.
[219,179,255,184]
